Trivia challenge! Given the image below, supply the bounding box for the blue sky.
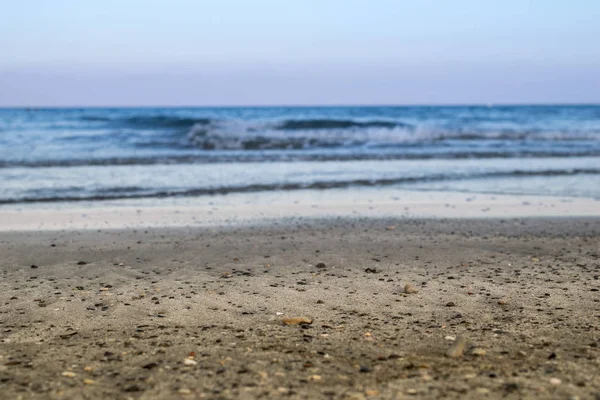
[1,0,599,106]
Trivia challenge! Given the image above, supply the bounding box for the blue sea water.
[0,105,599,204]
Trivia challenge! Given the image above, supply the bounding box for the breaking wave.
[185,120,600,151]
[74,114,600,152]
[185,119,413,150]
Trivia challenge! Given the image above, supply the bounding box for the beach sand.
[1,217,599,399]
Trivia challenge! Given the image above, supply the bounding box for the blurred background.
[1,1,599,207]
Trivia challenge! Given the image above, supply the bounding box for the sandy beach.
[3,1,600,399]
[1,216,599,399]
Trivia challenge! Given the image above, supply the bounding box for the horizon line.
[1,102,599,109]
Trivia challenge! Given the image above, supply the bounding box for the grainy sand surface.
[1,218,599,399]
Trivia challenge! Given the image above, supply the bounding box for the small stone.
[365,390,380,396]
[30,265,39,269]
[183,359,197,366]
[308,375,321,381]
[62,371,76,378]
[359,365,371,373]
[549,378,561,385]
[282,317,313,325]
[315,263,327,269]
[77,261,88,265]
[404,284,419,294]
[446,335,467,358]
[178,388,192,395]
[475,388,490,394]
[498,300,507,305]
[123,384,143,392]
[471,348,487,356]
[83,379,95,385]
[446,302,456,307]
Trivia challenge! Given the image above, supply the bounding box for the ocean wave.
[186,121,600,150]
[121,116,213,129]
[2,168,598,205]
[75,114,600,151]
[78,115,214,129]
[422,130,600,142]
[275,119,410,130]
[186,119,419,150]
[3,150,600,168]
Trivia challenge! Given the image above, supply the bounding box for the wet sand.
[1,218,599,399]
[2,188,600,231]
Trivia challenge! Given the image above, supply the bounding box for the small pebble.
[446,335,467,358]
[282,317,313,325]
[359,365,372,373]
[471,348,487,356]
[549,378,561,385]
[404,284,419,294]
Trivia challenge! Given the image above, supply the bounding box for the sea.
[1,105,599,206]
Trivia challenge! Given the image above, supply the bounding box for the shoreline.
[1,188,599,232]
[1,217,599,399]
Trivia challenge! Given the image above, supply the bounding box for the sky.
[1,0,599,106]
